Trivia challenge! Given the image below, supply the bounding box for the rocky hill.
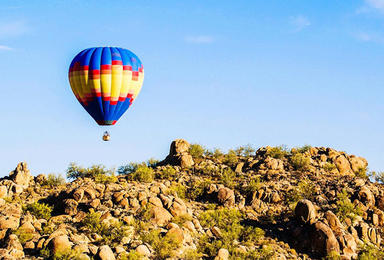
[0,139,383,260]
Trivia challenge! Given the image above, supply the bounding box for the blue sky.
[1,0,384,176]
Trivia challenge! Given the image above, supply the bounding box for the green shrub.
[296,145,312,154]
[24,202,52,220]
[40,247,83,260]
[172,213,192,226]
[66,163,113,180]
[235,145,255,157]
[81,209,129,245]
[286,177,315,204]
[326,250,341,260]
[13,227,34,244]
[122,163,154,183]
[242,177,262,197]
[141,229,182,259]
[232,245,275,259]
[355,167,368,179]
[181,249,203,260]
[290,153,310,171]
[147,158,159,168]
[187,179,209,201]
[220,168,236,188]
[156,166,178,179]
[373,171,384,184]
[197,208,264,257]
[223,149,238,167]
[335,189,363,222]
[119,250,145,260]
[94,173,118,184]
[118,162,142,175]
[358,243,384,260]
[42,173,65,187]
[266,145,289,159]
[323,162,336,172]
[167,182,187,199]
[189,144,205,159]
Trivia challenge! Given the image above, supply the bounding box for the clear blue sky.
[1,0,384,176]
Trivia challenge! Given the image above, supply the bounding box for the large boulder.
[217,187,235,207]
[310,221,340,256]
[150,206,173,226]
[97,245,115,260]
[295,200,317,224]
[159,139,194,168]
[358,186,375,208]
[348,156,368,173]
[9,162,32,188]
[333,155,352,175]
[48,235,72,255]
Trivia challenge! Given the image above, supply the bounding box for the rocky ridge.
[0,140,383,259]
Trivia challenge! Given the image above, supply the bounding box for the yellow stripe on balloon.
[111,64,123,102]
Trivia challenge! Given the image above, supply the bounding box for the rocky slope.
[0,140,383,260]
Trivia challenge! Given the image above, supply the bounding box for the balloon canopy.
[68,47,144,125]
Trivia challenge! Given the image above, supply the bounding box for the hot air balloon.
[68,47,144,140]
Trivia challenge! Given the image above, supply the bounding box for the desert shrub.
[295,145,312,154]
[13,227,34,244]
[187,179,210,201]
[205,148,225,160]
[326,250,341,260]
[189,144,205,159]
[66,163,113,180]
[235,145,255,157]
[266,145,289,159]
[167,182,187,199]
[147,158,159,167]
[118,162,142,175]
[40,247,82,260]
[323,162,337,172]
[81,209,129,245]
[24,202,52,220]
[41,222,56,235]
[95,173,118,184]
[232,245,275,259]
[220,168,236,188]
[290,153,310,171]
[286,177,315,204]
[141,229,182,259]
[198,208,265,257]
[122,163,154,183]
[181,249,203,260]
[335,189,363,222]
[172,214,192,226]
[156,166,178,179]
[202,165,220,176]
[372,171,384,184]
[119,250,145,260]
[223,149,238,167]
[354,167,369,179]
[42,173,65,187]
[242,176,263,197]
[358,242,384,260]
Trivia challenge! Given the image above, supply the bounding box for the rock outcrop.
[0,140,382,259]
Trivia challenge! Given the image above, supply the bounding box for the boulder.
[97,245,116,260]
[348,156,368,173]
[310,221,340,256]
[9,162,32,188]
[49,235,72,255]
[159,139,194,168]
[169,198,187,217]
[136,244,151,257]
[325,211,342,233]
[333,155,352,175]
[217,187,235,207]
[295,199,317,224]
[150,206,173,226]
[214,248,229,260]
[358,186,375,208]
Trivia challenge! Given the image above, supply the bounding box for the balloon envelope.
[68,47,144,125]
